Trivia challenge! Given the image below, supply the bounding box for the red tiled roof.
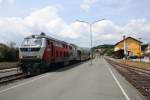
[115,37,142,46]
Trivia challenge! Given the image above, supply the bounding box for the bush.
[0,47,18,62]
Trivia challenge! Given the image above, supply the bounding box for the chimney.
[123,35,126,40]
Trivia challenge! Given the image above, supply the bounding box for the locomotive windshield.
[22,38,42,46]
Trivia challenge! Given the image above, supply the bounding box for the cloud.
[0,0,15,4]
[0,5,149,47]
[91,19,150,45]
[80,0,97,12]
[0,6,65,45]
[8,0,15,4]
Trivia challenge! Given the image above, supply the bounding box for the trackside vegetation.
[0,44,18,62]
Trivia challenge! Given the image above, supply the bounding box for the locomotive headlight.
[20,56,23,59]
[37,56,40,58]
[37,55,41,58]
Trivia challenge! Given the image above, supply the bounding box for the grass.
[118,59,150,70]
[133,60,150,64]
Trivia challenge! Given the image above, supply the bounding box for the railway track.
[105,58,150,100]
[0,61,85,85]
[0,73,26,85]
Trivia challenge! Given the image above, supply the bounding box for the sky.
[0,0,150,47]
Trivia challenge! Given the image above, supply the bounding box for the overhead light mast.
[76,19,106,65]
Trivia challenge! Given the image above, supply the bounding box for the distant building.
[114,36,142,58]
[145,43,150,55]
[95,49,102,52]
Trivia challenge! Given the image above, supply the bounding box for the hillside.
[93,44,115,56]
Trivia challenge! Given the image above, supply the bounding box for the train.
[19,33,91,75]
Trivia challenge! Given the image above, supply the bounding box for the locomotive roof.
[25,34,68,44]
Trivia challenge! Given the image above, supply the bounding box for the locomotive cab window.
[22,38,43,47]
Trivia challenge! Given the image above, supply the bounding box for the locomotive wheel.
[26,67,32,76]
[33,63,41,75]
[35,67,40,75]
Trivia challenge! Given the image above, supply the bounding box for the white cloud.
[8,0,15,4]
[0,6,65,45]
[80,0,97,12]
[0,0,15,4]
[0,5,149,47]
[91,19,150,45]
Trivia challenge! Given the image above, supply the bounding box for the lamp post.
[76,19,105,65]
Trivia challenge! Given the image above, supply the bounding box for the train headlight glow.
[20,56,23,59]
[37,55,41,58]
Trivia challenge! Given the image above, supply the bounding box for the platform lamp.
[76,19,106,65]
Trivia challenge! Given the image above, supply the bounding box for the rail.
[105,58,150,99]
[0,73,26,85]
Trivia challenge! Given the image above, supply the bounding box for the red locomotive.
[19,33,91,75]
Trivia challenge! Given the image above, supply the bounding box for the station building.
[114,36,142,58]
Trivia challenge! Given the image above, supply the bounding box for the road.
[0,58,146,100]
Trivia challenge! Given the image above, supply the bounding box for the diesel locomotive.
[19,33,91,75]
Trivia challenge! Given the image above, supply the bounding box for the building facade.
[145,43,150,55]
[114,37,142,58]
